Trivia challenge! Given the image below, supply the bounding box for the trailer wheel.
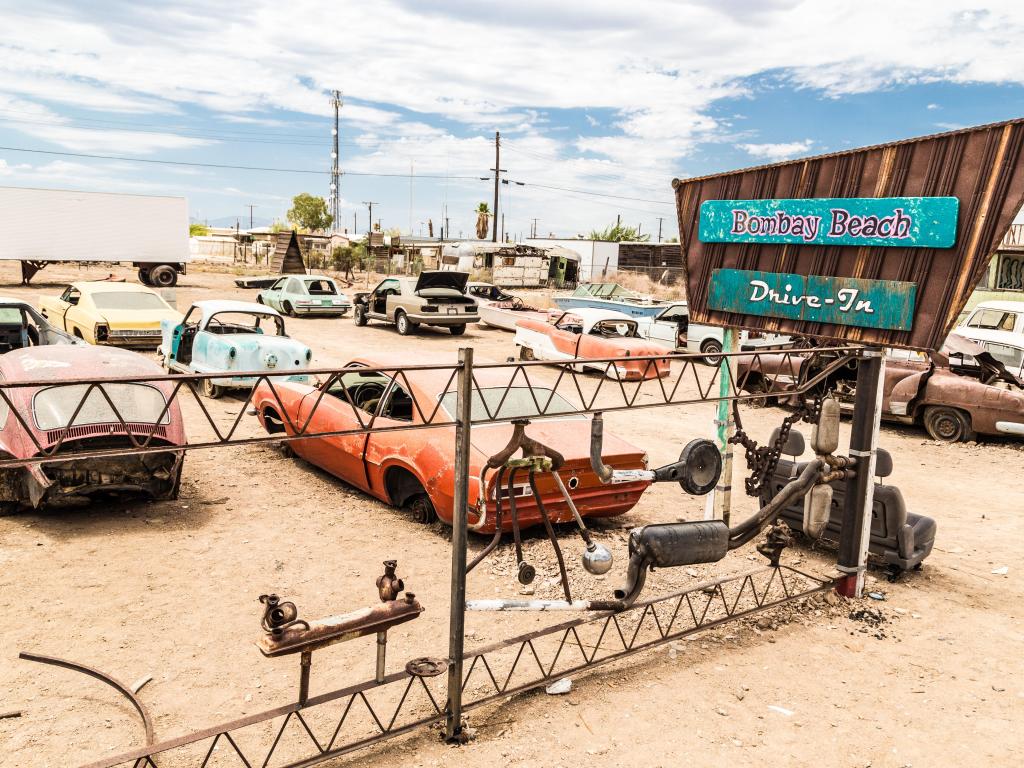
[138,268,151,285]
[150,265,177,287]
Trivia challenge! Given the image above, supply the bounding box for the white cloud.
[737,139,815,162]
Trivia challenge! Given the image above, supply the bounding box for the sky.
[1,1,1023,241]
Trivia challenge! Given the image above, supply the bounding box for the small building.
[440,242,553,287]
[987,223,1024,293]
[270,231,306,274]
[523,238,619,282]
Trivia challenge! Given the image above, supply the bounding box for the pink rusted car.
[0,346,185,513]
[252,353,651,533]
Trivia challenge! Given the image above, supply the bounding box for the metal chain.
[730,394,823,497]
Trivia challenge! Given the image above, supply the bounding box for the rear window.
[91,292,169,311]
[440,387,580,421]
[967,308,1018,332]
[33,383,170,430]
[0,308,22,323]
[304,279,337,295]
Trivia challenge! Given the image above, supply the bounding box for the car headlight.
[265,353,279,368]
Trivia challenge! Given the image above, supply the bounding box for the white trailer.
[1,186,190,286]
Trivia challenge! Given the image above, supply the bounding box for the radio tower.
[329,89,342,232]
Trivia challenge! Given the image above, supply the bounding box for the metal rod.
[836,349,885,598]
[712,327,737,525]
[298,650,312,706]
[445,346,473,741]
[466,599,606,611]
[375,632,387,684]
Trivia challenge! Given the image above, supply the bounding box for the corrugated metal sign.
[674,118,1024,351]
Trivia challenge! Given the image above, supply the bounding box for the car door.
[43,286,81,333]
[263,277,288,311]
[649,305,687,348]
[362,378,422,495]
[369,279,399,318]
[295,366,389,492]
[547,314,584,358]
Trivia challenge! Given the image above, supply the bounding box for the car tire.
[283,301,296,317]
[449,324,467,336]
[700,339,723,366]
[923,405,975,443]
[396,310,413,336]
[138,268,151,285]
[518,345,535,361]
[354,305,368,326]
[150,265,177,287]
[745,378,773,409]
[403,493,438,525]
[201,378,224,399]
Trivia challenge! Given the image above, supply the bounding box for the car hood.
[97,308,183,328]
[415,271,469,293]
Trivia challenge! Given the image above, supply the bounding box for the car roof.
[969,300,1024,312]
[296,274,336,281]
[558,307,637,332]
[0,345,163,382]
[70,281,159,293]
[191,299,282,321]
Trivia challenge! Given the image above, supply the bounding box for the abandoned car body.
[514,308,672,380]
[38,281,182,348]
[0,346,185,512]
[0,298,82,351]
[159,300,312,398]
[257,274,352,317]
[353,271,479,336]
[251,353,651,533]
[736,335,1024,442]
[468,281,548,332]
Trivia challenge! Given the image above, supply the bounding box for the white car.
[636,301,791,365]
[957,300,1024,338]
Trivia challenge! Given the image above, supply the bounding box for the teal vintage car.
[158,300,312,398]
[257,274,352,317]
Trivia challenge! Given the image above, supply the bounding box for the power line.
[513,179,673,206]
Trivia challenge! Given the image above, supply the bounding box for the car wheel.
[283,301,296,317]
[449,324,467,336]
[150,265,177,287]
[256,295,265,304]
[396,310,413,336]
[923,405,975,442]
[138,268,151,285]
[745,378,773,409]
[518,345,535,361]
[403,493,437,525]
[200,377,224,399]
[700,339,723,366]
[354,304,368,326]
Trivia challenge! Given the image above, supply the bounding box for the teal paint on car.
[707,268,917,331]
[699,197,959,248]
[258,274,352,317]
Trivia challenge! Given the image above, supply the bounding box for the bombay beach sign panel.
[673,118,1024,351]
[699,197,958,248]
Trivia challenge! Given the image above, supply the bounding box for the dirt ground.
[1,262,1022,768]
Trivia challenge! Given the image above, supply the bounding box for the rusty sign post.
[445,346,473,742]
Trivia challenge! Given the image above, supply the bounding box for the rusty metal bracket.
[19,651,155,747]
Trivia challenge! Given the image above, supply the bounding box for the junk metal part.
[730,393,822,497]
[18,651,155,746]
[589,413,722,494]
[405,657,448,677]
[376,560,405,602]
[259,593,309,637]
[757,522,794,567]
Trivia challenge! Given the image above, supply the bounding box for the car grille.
[45,423,170,444]
[109,329,162,338]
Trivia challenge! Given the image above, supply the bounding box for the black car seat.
[760,433,936,575]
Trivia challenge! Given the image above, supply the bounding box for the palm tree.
[588,222,649,242]
[475,202,491,240]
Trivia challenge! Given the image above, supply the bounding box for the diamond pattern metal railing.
[82,565,832,768]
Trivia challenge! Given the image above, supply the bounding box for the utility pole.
[490,131,505,242]
[362,202,378,237]
[409,161,414,235]
[352,211,357,234]
[329,90,342,232]
[246,204,256,230]
[657,217,664,242]
[531,218,538,238]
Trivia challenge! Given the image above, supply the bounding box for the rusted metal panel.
[674,118,1024,350]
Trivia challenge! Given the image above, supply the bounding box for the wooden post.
[708,328,737,525]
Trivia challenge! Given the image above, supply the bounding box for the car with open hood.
[514,308,672,380]
[467,281,549,332]
[251,353,651,533]
[735,334,1024,442]
[352,271,478,335]
[38,281,182,348]
[159,300,312,398]
[0,345,185,513]
[257,274,353,317]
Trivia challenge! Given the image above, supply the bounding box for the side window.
[379,382,414,422]
[555,314,583,333]
[270,278,287,291]
[968,309,1008,330]
[984,342,1024,370]
[1002,313,1018,332]
[61,287,81,306]
[328,369,391,415]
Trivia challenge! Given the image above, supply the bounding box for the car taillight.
[465,305,477,312]
[420,305,439,312]
[95,324,108,341]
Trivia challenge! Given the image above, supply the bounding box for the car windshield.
[33,383,170,430]
[440,387,580,420]
[205,312,285,336]
[0,307,22,323]
[91,292,169,310]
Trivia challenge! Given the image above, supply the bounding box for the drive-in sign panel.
[699,197,958,249]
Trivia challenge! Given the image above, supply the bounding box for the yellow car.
[38,281,182,348]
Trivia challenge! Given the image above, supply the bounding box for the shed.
[270,231,306,274]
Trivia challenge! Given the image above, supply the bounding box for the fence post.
[445,347,473,741]
[836,348,885,597]
[708,327,737,525]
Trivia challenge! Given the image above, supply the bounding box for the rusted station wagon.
[514,308,672,380]
[0,345,185,513]
[251,354,651,532]
[736,334,1024,442]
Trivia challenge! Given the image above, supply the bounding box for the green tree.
[475,202,491,240]
[588,222,649,242]
[188,222,210,236]
[287,193,334,232]
[331,243,367,279]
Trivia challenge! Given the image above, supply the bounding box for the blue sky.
[1,1,1023,240]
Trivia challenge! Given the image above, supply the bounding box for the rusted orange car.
[514,308,672,380]
[251,354,651,532]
